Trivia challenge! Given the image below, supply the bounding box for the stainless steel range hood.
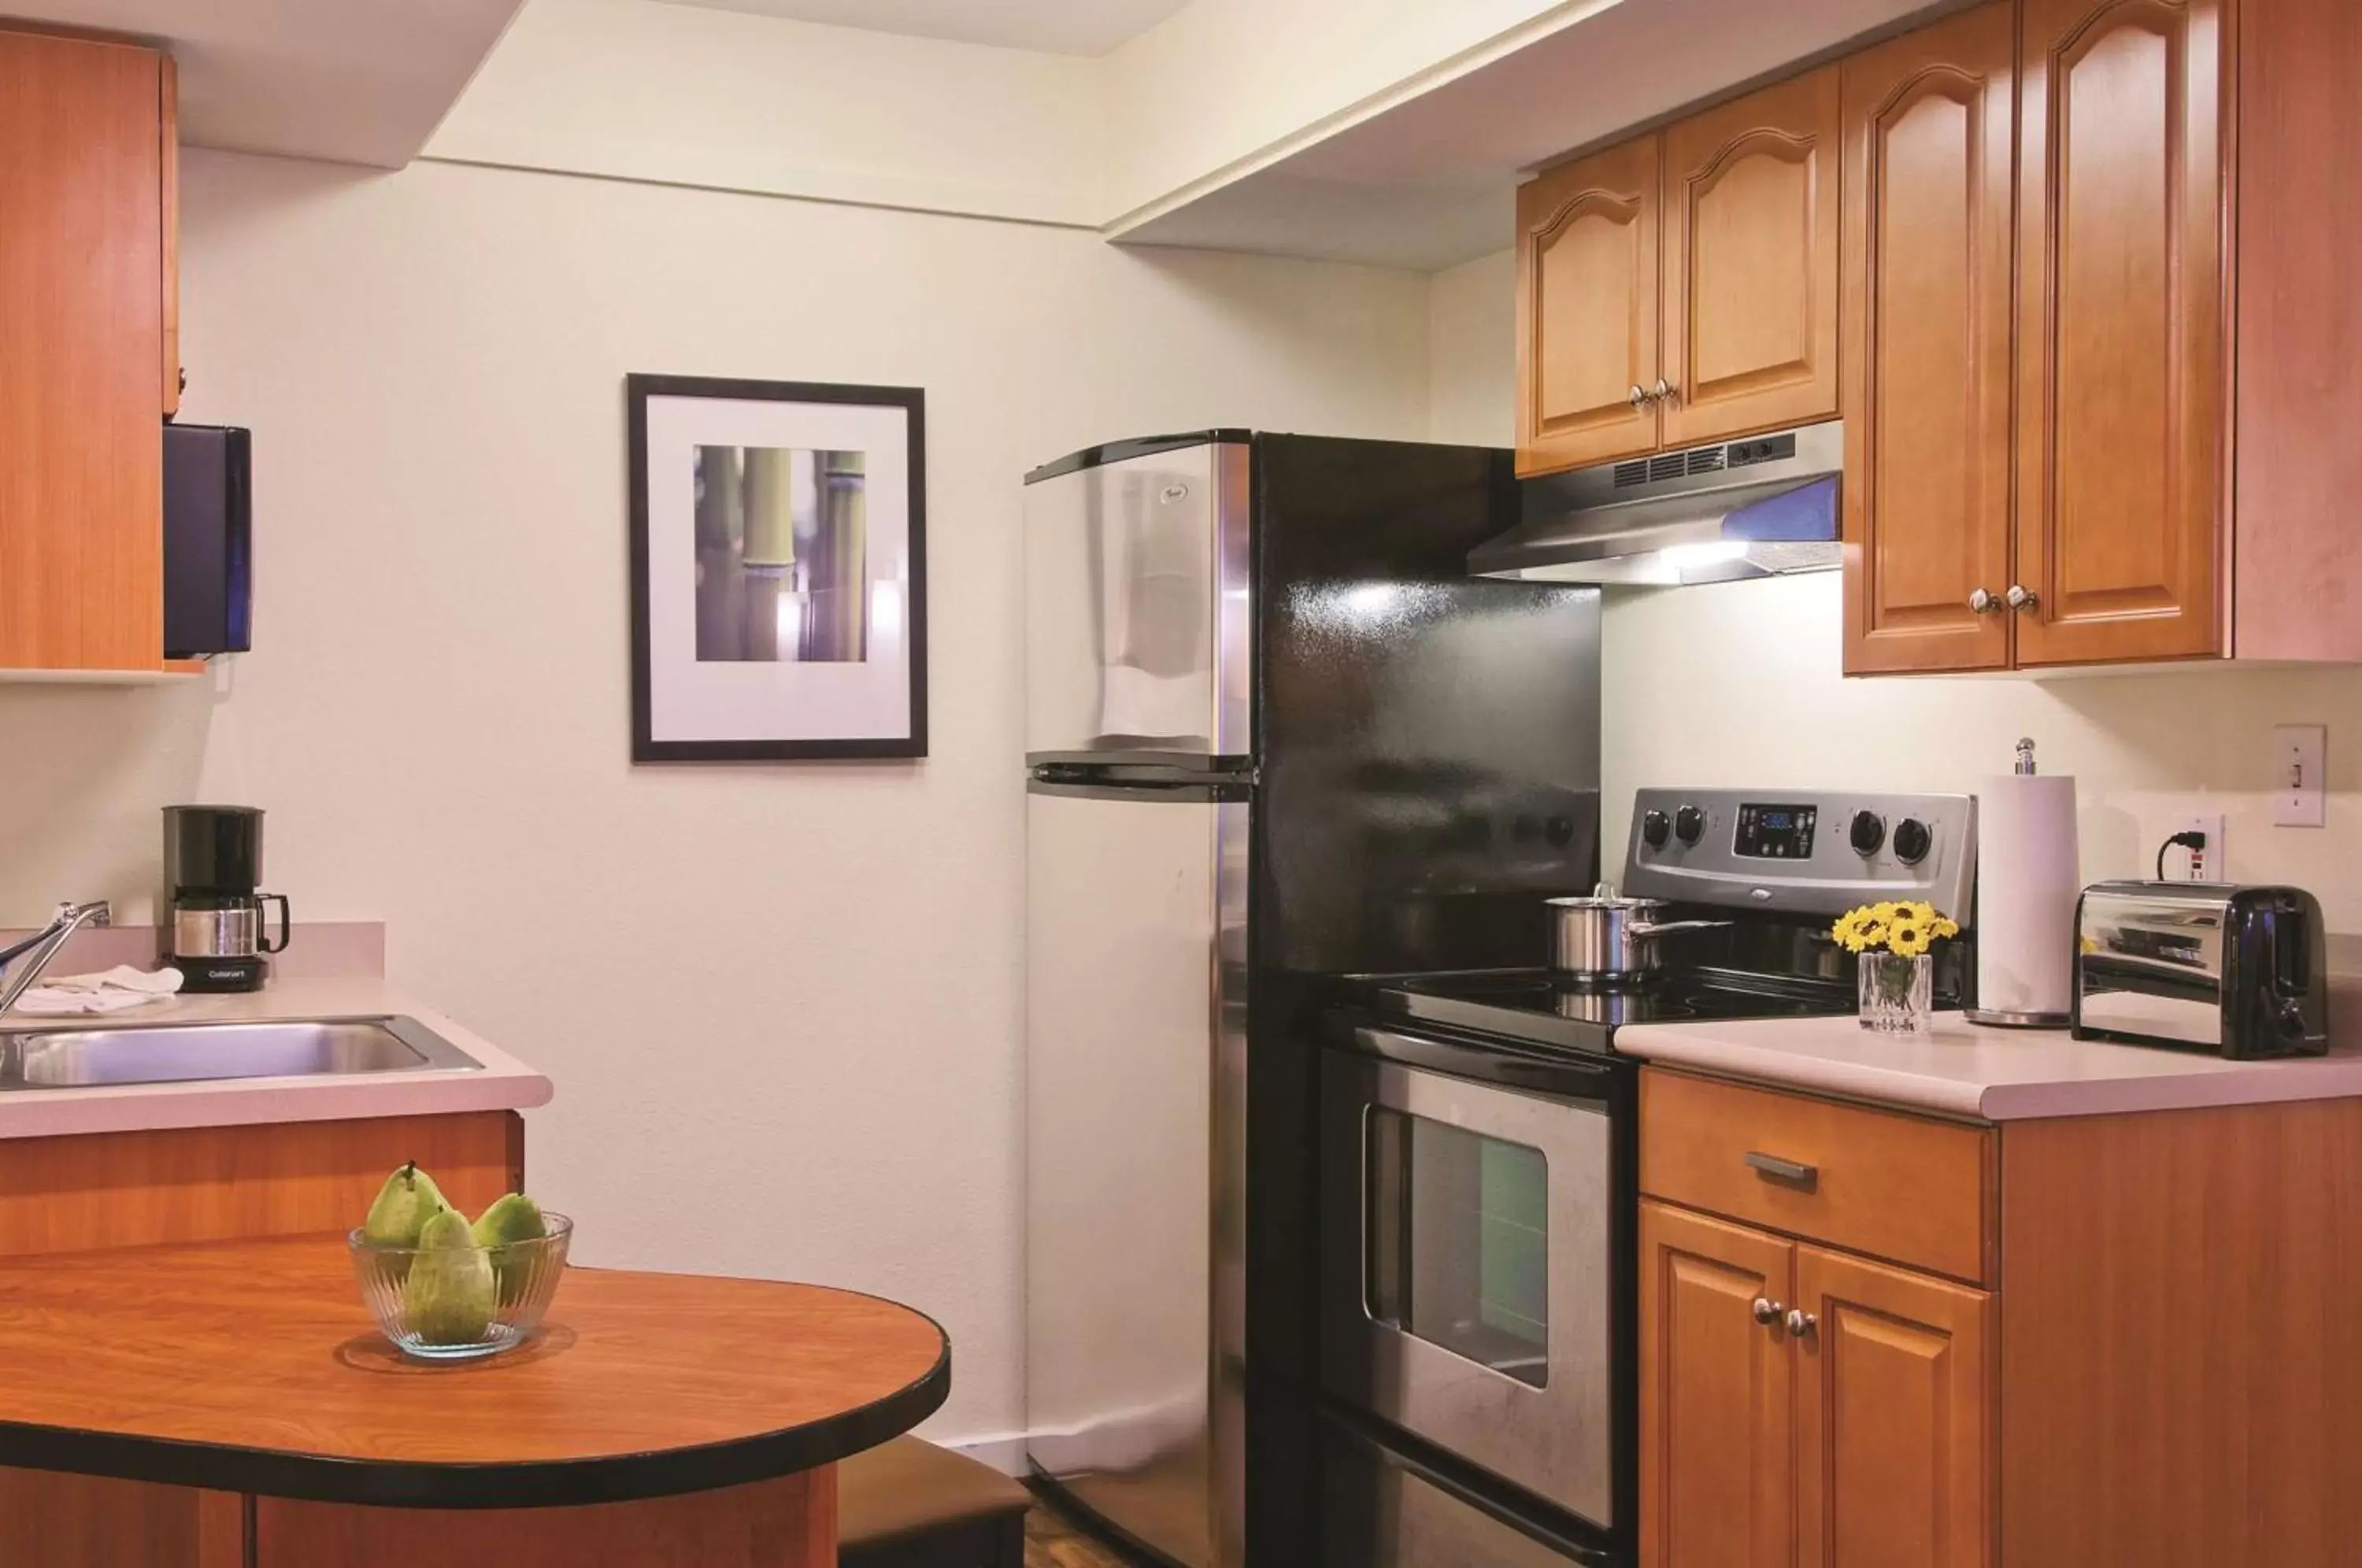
[1473,420,1843,586]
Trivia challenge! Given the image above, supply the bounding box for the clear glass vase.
[1857,951,1933,1036]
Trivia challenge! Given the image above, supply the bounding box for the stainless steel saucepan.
[1547,883,1727,979]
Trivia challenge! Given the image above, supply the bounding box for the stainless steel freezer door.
[1024,441,1252,765]
[1025,782,1247,1568]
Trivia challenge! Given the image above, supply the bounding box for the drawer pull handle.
[1744,1151,1819,1190]
[1750,1296,1785,1327]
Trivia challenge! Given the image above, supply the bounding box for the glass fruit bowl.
[349,1213,572,1362]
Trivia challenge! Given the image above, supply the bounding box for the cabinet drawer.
[1640,1070,1993,1282]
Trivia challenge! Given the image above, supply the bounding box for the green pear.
[404,1207,497,1346]
[471,1193,547,1307]
[362,1161,450,1248]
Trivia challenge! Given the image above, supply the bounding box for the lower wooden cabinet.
[1793,1246,1989,1568]
[1640,1197,1991,1568]
[1639,1202,1794,1568]
[1642,1069,2362,1566]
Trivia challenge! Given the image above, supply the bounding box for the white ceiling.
[4,0,524,166]
[650,0,1187,55]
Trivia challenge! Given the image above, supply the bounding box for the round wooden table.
[0,1233,950,1566]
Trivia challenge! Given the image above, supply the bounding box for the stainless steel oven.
[1319,1018,1633,1540]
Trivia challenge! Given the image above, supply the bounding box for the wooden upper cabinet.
[1840,2,2018,675]
[0,26,169,671]
[1661,67,1842,449]
[1794,1244,1991,1568]
[1640,1200,1794,1568]
[2016,0,2226,666]
[2230,0,2362,661]
[1516,137,1660,476]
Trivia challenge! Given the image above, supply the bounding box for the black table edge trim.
[0,1326,950,1510]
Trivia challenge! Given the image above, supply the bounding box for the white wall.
[1427,248,1517,446]
[1426,249,2362,935]
[0,150,1431,1444]
[424,0,1108,224]
[1100,0,1590,221]
[424,0,1599,235]
[1602,578,2362,932]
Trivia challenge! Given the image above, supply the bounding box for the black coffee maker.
[161,806,291,992]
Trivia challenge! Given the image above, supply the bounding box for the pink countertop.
[1618,980,2362,1121]
[0,978,551,1140]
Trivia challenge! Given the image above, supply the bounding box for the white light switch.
[2274,724,2327,827]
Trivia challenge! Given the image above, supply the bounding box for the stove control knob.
[1849,810,1886,857]
[1674,805,1706,846]
[1892,818,1933,865]
[1642,809,1672,849]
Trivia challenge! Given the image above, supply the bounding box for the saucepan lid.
[1545,882,1669,914]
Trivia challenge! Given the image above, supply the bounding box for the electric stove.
[1371,965,1857,1054]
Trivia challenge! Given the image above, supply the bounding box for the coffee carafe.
[161,805,290,993]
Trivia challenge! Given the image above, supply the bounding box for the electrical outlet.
[2173,812,2226,881]
[2274,724,2327,827]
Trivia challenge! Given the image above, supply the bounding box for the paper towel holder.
[1964,736,2077,1029]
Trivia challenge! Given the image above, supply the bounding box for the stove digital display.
[1735,802,1818,860]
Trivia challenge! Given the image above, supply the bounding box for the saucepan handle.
[1628,919,1729,938]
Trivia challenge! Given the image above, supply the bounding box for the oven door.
[1320,1023,1618,1530]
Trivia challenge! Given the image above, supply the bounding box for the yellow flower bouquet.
[1831,901,1959,1034]
[1828,901,1960,958]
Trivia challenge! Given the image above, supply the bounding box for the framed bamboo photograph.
[627,375,927,760]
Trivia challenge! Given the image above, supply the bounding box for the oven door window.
[1364,1107,1549,1389]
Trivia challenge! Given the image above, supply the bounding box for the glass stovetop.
[1372,967,1855,1053]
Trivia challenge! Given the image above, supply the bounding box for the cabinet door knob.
[1629,384,1649,409]
[1651,378,1676,404]
[1968,588,1997,614]
[1751,1296,1786,1328]
[1786,1308,1819,1340]
[2005,584,2038,611]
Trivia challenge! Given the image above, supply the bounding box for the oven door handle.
[1349,1024,1620,1104]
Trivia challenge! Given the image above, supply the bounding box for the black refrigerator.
[1022,431,1602,1568]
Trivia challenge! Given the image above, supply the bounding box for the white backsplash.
[1599,571,2362,934]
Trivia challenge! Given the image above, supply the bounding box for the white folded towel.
[11,965,185,1016]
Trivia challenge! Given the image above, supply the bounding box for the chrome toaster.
[2072,881,2329,1058]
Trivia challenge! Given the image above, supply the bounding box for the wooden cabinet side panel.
[257,1470,836,1567]
[1516,136,1662,475]
[160,50,180,419]
[0,1111,516,1257]
[1999,1101,2362,1567]
[2231,0,2362,659]
[1640,1200,1795,1568]
[1840,2,2019,675]
[2015,0,2227,666]
[1662,66,1843,447]
[0,27,165,671]
[1794,1245,1990,1568]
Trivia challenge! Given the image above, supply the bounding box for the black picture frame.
[627,374,927,762]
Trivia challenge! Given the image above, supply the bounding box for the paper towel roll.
[1974,773,2079,1023]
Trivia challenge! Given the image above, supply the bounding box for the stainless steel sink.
[0,1016,483,1089]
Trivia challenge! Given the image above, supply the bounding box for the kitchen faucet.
[0,900,112,1017]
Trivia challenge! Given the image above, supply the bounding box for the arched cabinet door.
[1840,2,2018,675]
[2016,0,2226,666]
[1661,67,1843,449]
[1516,135,1660,476]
